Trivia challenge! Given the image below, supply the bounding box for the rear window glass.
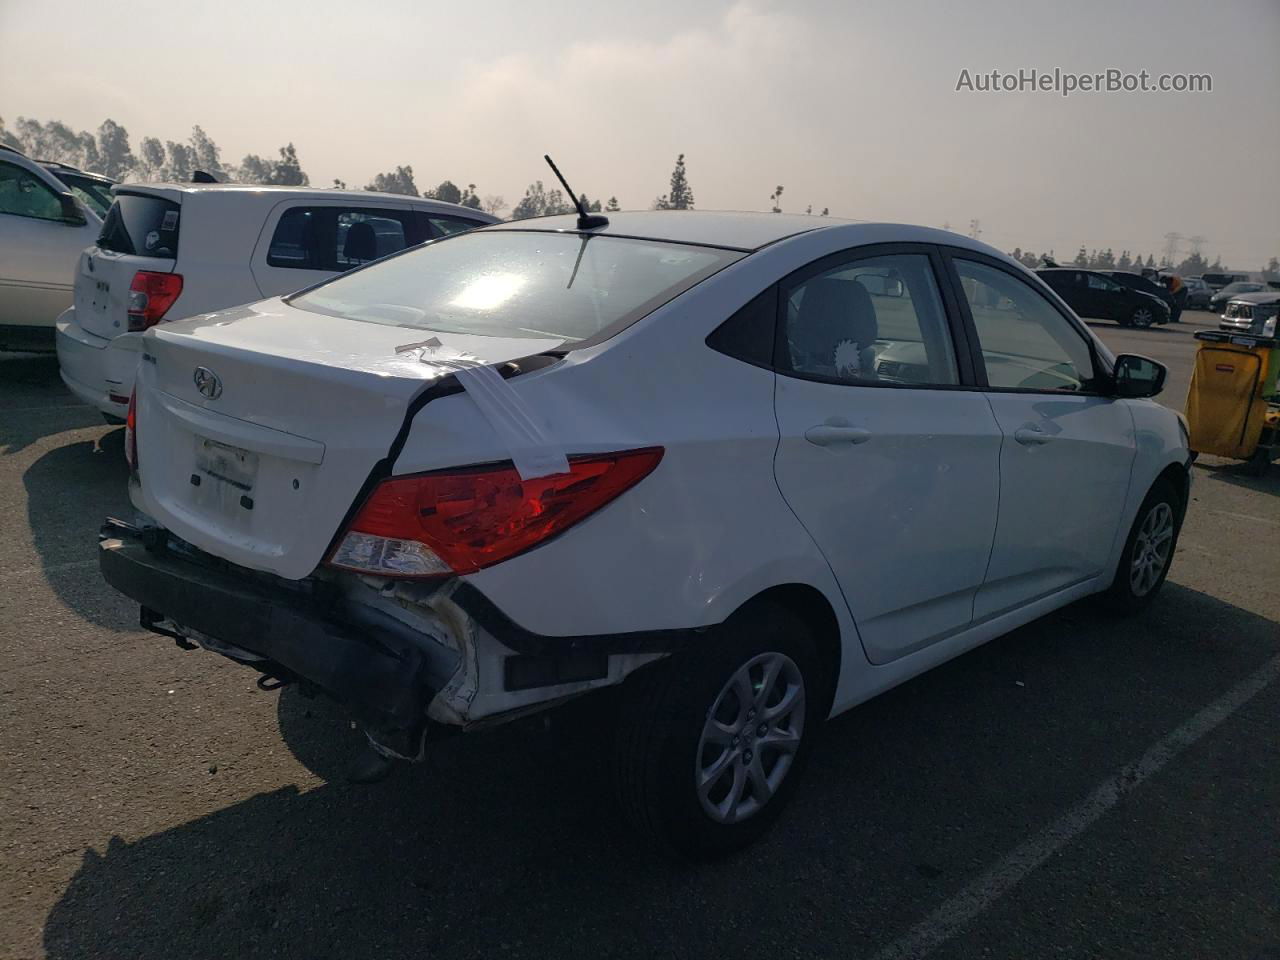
[423,214,487,237]
[268,206,422,271]
[289,230,742,344]
[97,193,181,259]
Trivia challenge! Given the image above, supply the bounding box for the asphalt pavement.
[1,308,1277,960]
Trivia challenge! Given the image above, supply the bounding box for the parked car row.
[1207,280,1274,316]
[2,143,1194,856]
[1036,267,1172,327]
[55,183,497,421]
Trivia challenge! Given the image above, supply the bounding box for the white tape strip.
[433,358,570,480]
[395,339,569,481]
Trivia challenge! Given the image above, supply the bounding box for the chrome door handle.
[1013,426,1051,446]
[805,425,872,446]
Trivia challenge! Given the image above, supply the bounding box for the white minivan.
[56,184,498,420]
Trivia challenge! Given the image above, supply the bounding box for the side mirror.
[58,192,87,226]
[1113,353,1166,398]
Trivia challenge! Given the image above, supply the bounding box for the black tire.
[1103,477,1182,615]
[1130,305,1156,328]
[1246,448,1271,478]
[612,601,828,860]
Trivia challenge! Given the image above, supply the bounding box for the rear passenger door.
[251,201,421,298]
[770,245,1003,664]
[945,254,1135,619]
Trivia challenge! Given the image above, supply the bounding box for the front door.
[0,158,96,328]
[771,247,1002,664]
[948,256,1135,620]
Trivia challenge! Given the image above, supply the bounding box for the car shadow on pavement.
[21,429,134,627]
[1194,458,1280,498]
[41,580,1280,959]
[0,353,103,455]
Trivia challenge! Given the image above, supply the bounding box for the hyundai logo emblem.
[193,366,222,400]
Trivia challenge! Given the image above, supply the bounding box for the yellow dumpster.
[1184,330,1280,475]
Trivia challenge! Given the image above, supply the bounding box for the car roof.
[1228,291,1280,304]
[42,162,114,183]
[113,182,498,219]
[489,209,1002,254]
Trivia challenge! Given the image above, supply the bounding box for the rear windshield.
[289,230,742,344]
[97,192,181,259]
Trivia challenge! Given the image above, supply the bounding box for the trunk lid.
[134,297,564,579]
[75,189,182,340]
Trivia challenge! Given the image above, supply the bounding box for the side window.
[267,207,415,271]
[267,208,318,268]
[336,210,409,268]
[1087,273,1118,292]
[428,216,485,237]
[781,253,958,386]
[0,161,63,221]
[955,259,1098,393]
[706,286,777,368]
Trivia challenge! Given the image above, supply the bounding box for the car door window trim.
[938,246,1115,397]
[770,242,980,391]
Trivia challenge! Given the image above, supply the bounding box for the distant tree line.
[0,115,309,186]
[0,116,500,211]
[1006,245,1277,278]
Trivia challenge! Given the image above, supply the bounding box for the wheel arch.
[1155,460,1191,522]
[736,582,843,716]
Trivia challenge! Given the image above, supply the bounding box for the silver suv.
[1220,290,1280,338]
[0,144,115,350]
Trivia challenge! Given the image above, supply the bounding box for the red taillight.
[127,271,183,332]
[327,448,664,577]
[124,388,138,471]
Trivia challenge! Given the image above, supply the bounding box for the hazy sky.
[3,0,1278,266]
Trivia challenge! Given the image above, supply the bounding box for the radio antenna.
[544,154,609,231]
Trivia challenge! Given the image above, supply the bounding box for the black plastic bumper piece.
[99,534,446,749]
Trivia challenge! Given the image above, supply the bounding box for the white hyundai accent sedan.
[99,210,1191,858]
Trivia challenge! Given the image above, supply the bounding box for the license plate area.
[89,279,110,312]
[195,438,259,493]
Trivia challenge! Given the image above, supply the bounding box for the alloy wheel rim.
[695,651,805,824]
[1130,501,1174,596]
[1134,308,1153,327]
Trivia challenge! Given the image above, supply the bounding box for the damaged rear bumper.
[98,520,704,757]
[99,522,458,756]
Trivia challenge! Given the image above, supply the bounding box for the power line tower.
[1189,235,1207,257]
[1162,231,1182,264]
[968,219,982,241]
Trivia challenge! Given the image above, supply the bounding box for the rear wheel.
[1104,478,1181,614]
[613,602,826,859]
[1130,305,1156,328]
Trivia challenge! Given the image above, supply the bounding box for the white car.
[0,144,114,351]
[98,211,1191,857]
[56,184,498,421]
